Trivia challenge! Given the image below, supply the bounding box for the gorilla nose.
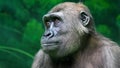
[43,30,54,39]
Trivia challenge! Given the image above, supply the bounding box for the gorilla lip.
[42,43,56,46]
[42,43,59,50]
[42,41,59,47]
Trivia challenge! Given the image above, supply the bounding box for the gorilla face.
[41,2,91,58]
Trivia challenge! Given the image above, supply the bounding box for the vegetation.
[0,0,120,68]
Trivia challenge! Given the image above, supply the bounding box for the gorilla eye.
[54,18,60,25]
[45,22,51,28]
[43,18,50,28]
[52,17,61,27]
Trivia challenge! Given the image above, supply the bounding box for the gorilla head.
[41,2,95,58]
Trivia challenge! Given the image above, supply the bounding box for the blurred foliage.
[96,25,111,37]
[0,0,120,68]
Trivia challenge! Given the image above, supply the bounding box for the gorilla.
[32,2,120,68]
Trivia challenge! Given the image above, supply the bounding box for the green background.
[0,0,120,68]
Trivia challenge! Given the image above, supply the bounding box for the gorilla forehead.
[48,2,89,13]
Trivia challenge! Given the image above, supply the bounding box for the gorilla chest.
[53,62,98,68]
[52,60,73,68]
[52,59,92,68]
[53,61,103,68]
[52,53,104,68]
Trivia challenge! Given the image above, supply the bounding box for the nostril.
[44,32,51,37]
[43,30,54,38]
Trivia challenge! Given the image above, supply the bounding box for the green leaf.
[0,46,34,59]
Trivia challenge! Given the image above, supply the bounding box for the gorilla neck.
[51,53,76,68]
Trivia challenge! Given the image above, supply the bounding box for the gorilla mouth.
[41,41,60,51]
[42,43,57,46]
[42,41,60,47]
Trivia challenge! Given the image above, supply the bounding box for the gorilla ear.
[80,11,90,26]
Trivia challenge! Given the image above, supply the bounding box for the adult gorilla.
[32,2,120,68]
